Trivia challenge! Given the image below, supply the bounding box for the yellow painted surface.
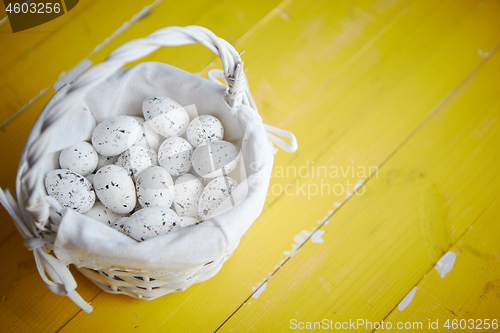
[219,36,500,332]
[0,0,151,123]
[0,0,98,74]
[382,197,500,332]
[0,0,499,332]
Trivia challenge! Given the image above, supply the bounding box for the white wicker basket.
[0,25,297,313]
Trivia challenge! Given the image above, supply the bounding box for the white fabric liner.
[18,62,274,273]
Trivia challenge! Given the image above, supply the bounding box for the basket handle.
[21,26,244,222]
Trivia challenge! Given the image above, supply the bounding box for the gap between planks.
[214,37,500,333]
[0,0,295,131]
[0,0,292,245]
[0,0,162,131]
[373,197,496,333]
[46,0,293,330]
[55,291,103,333]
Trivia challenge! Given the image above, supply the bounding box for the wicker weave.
[77,241,238,300]
[0,25,297,313]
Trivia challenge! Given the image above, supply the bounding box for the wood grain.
[218,41,500,332]
[0,0,499,331]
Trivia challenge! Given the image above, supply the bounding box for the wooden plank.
[252,0,500,211]
[83,0,288,73]
[0,0,284,240]
[217,45,500,331]
[0,91,52,245]
[0,0,98,74]
[0,232,100,333]
[0,0,155,125]
[0,0,284,331]
[55,0,500,332]
[0,0,285,126]
[381,197,500,332]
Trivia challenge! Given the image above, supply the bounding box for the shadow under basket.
[0,25,297,313]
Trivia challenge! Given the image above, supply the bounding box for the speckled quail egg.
[157,137,193,177]
[173,173,204,219]
[45,169,95,213]
[186,115,224,148]
[84,201,129,226]
[178,216,200,227]
[115,145,158,179]
[198,176,238,220]
[113,207,180,242]
[142,96,190,138]
[131,116,163,152]
[136,166,174,208]
[96,154,118,170]
[85,174,95,189]
[59,141,98,176]
[94,165,136,214]
[192,140,240,179]
[91,116,142,156]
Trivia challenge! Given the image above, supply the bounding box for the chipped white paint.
[354,179,365,191]
[252,281,267,299]
[311,230,325,243]
[283,230,311,256]
[277,8,290,20]
[251,191,361,303]
[370,166,379,176]
[91,0,161,55]
[478,49,494,58]
[434,251,457,279]
[294,230,310,245]
[53,59,93,91]
[317,212,332,225]
[398,287,417,311]
[1,0,162,129]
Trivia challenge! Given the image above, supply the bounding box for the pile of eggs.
[45,97,241,242]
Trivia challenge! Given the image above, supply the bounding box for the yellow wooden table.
[1,0,499,332]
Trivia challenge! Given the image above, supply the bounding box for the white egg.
[158,137,193,177]
[91,116,142,156]
[173,174,204,218]
[179,216,199,227]
[186,115,224,148]
[96,154,118,169]
[115,145,158,179]
[197,174,212,186]
[142,96,190,137]
[85,174,95,189]
[59,141,98,176]
[131,116,163,152]
[198,176,238,220]
[113,207,180,242]
[45,169,95,213]
[192,141,240,179]
[94,165,137,214]
[84,202,128,226]
[136,166,174,208]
